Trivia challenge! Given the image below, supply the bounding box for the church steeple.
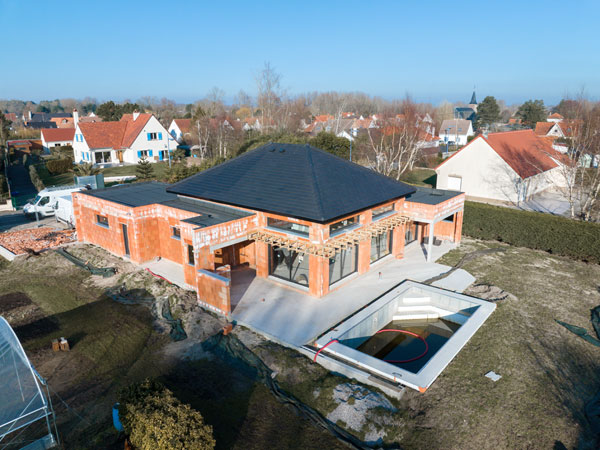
[469,90,477,105]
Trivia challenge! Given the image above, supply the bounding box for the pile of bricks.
[0,227,76,254]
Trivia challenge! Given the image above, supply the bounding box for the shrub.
[119,379,215,450]
[46,158,73,175]
[136,157,155,180]
[29,165,45,192]
[50,145,74,159]
[463,201,600,263]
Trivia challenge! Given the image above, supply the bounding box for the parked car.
[23,185,85,218]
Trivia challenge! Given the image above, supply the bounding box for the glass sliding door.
[269,246,309,286]
[370,231,392,263]
[329,245,357,285]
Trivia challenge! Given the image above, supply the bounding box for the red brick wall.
[196,270,231,314]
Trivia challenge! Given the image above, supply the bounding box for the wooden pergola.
[248,213,409,258]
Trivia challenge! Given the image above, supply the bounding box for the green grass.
[400,168,437,187]
[102,162,170,180]
[36,161,172,187]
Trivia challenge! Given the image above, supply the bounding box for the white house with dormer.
[72,112,176,165]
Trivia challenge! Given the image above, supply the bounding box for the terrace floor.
[141,258,192,290]
[232,241,475,347]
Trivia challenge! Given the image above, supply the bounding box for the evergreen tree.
[516,99,547,128]
[136,157,155,180]
[475,96,501,129]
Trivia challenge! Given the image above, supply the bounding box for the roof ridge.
[305,145,326,220]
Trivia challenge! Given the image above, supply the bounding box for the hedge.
[463,201,600,264]
[46,158,73,175]
[29,165,45,192]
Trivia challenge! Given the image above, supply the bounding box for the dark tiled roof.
[26,121,56,129]
[405,186,462,205]
[78,181,254,227]
[167,143,416,223]
[79,181,176,207]
[29,112,72,122]
[454,107,476,121]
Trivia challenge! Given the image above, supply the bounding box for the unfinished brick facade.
[73,187,464,316]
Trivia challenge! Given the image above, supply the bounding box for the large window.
[329,245,357,285]
[405,222,419,245]
[371,231,392,263]
[269,246,309,286]
[372,204,394,220]
[94,151,111,164]
[267,218,309,237]
[329,216,359,237]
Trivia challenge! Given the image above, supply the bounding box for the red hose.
[145,268,172,284]
[375,329,429,363]
[313,339,339,362]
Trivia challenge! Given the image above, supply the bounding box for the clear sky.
[1,0,598,105]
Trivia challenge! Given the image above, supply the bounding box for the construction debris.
[55,248,116,277]
[0,227,75,255]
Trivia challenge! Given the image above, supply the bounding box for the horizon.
[0,0,598,106]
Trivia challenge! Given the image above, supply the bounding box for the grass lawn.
[400,167,437,187]
[394,238,600,449]
[36,162,172,187]
[102,162,170,180]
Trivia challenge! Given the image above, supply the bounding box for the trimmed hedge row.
[46,157,73,175]
[29,165,45,192]
[463,201,600,264]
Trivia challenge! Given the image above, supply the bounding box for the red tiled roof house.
[435,129,568,204]
[73,112,175,165]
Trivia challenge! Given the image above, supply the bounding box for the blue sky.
[1,0,598,105]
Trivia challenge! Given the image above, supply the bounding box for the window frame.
[266,217,310,238]
[329,216,360,237]
[96,214,109,228]
[372,204,395,221]
[187,244,195,266]
[329,244,358,286]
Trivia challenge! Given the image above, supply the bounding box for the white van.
[54,195,76,227]
[23,186,85,218]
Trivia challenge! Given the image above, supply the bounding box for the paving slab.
[232,241,473,347]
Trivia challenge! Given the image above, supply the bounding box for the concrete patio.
[232,241,475,347]
[141,258,192,290]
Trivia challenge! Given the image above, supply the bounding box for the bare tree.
[365,99,423,180]
[256,62,283,133]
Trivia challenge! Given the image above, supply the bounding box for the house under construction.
[73,143,465,315]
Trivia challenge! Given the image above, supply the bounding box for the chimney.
[133,110,140,121]
[73,108,79,126]
[28,110,32,120]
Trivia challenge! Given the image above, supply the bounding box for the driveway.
[520,189,572,216]
[0,211,60,232]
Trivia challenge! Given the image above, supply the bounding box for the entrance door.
[122,224,130,256]
[117,151,124,163]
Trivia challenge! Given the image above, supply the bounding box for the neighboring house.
[508,117,523,126]
[547,113,564,123]
[73,112,175,165]
[454,91,478,121]
[40,128,75,152]
[438,119,474,146]
[2,113,17,123]
[168,119,192,143]
[535,121,563,138]
[24,111,71,128]
[73,143,466,316]
[436,129,567,204]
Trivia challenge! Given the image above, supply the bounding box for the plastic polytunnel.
[0,316,57,448]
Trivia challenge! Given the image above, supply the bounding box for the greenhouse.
[0,317,58,449]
